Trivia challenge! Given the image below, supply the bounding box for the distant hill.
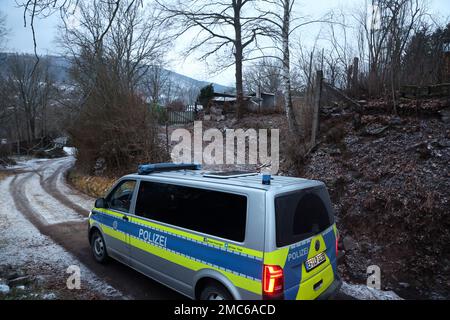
[0,52,234,96]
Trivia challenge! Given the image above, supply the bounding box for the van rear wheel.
[90,230,108,263]
[200,283,233,300]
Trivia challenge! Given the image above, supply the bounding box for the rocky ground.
[176,99,450,299]
[303,111,450,300]
[0,265,108,300]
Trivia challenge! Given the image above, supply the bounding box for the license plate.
[305,252,326,272]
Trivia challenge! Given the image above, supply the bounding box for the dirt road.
[3,156,183,299]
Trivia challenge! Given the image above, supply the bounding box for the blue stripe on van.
[91,211,263,280]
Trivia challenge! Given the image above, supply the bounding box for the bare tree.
[59,1,170,93]
[142,59,171,106]
[244,58,282,94]
[355,0,425,97]
[251,0,334,136]
[18,0,143,64]
[0,11,8,50]
[278,0,299,135]
[322,11,357,89]
[402,22,450,85]
[5,54,55,142]
[0,12,10,134]
[157,0,266,117]
[58,0,169,173]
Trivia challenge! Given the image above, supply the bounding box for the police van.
[88,163,342,300]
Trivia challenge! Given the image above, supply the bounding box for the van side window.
[135,181,247,242]
[107,180,136,213]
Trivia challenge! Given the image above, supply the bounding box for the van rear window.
[135,181,247,242]
[275,188,334,247]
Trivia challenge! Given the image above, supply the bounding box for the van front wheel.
[200,283,233,300]
[90,230,108,263]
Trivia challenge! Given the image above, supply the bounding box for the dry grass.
[67,169,117,198]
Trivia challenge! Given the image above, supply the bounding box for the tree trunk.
[234,0,244,118]
[281,0,299,136]
[311,70,323,148]
[352,57,359,95]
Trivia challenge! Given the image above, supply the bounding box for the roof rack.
[138,163,201,175]
[203,171,258,179]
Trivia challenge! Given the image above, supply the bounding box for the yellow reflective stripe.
[131,215,263,259]
[102,224,127,243]
[263,247,289,267]
[227,244,263,259]
[225,271,261,295]
[132,216,205,242]
[128,231,260,294]
[95,208,124,219]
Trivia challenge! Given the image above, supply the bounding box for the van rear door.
[270,185,338,300]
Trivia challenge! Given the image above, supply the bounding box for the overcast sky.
[1,0,449,86]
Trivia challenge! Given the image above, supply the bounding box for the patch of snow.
[0,284,10,294]
[55,157,95,209]
[42,292,57,300]
[340,281,403,300]
[63,147,76,156]
[23,171,83,224]
[5,156,50,171]
[0,175,123,299]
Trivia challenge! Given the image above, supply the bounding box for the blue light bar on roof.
[138,163,201,175]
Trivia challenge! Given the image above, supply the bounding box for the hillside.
[0,52,233,96]
[159,98,450,300]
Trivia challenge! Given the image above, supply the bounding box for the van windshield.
[275,187,334,247]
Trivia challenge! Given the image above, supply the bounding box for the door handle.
[122,215,129,221]
[313,279,323,291]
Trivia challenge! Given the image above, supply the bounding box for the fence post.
[165,121,169,155]
[311,70,323,149]
[352,57,359,95]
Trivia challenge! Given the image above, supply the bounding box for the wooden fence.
[167,111,195,124]
[400,83,450,98]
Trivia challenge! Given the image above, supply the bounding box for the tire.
[90,229,109,264]
[199,283,233,300]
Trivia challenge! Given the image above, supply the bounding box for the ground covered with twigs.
[198,100,450,299]
[300,101,450,299]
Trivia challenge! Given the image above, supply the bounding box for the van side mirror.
[95,198,107,208]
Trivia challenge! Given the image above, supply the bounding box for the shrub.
[68,87,168,176]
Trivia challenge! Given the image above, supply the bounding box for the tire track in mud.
[39,159,90,217]
[11,158,82,224]
[10,173,48,228]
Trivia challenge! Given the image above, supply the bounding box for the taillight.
[263,265,284,298]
